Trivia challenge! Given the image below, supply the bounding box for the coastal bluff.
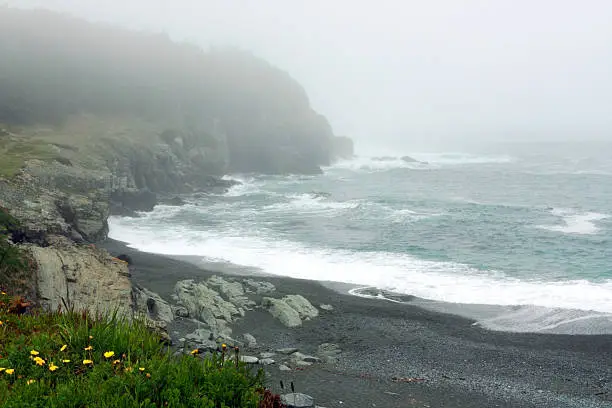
[0,7,353,325]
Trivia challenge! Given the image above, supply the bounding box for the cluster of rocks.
[131,274,327,353]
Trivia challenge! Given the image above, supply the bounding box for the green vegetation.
[0,209,36,301]
[0,293,269,407]
[0,138,61,178]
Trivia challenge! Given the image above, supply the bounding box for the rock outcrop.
[26,236,132,316]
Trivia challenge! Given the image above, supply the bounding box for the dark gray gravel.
[103,239,612,408]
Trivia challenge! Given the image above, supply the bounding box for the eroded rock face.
[27,237,132,316]
[132,285,174,324]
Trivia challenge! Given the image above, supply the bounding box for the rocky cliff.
[0,6,355,324]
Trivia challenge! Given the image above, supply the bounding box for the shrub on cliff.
[0,293,274,407]
[0,209,36,301]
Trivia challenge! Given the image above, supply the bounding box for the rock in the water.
[400,155,418,163]
[258,358,275,365]
[319,304,334,311]
[277,347,298,355]
[283,294,319,320]
[281,393,315,408]
[263,297,302,327]
[132,285,174,324]
[242,333,257,349]
[239,355,259,364]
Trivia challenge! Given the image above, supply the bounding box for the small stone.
[295,361,312,367]
[281,393,315,408]
[260,352,276,359]
[242,333,257,348]
[319,304,334,311]
[259,358,275,365]
[240,355,259,364]
[279,364,292,371]
[277,347,298,355]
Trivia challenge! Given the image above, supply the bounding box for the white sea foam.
[262,193,360,213]
[538,208,609,235]
[221,176,264,197]
[108,217,612,314]
[328,152,515,173]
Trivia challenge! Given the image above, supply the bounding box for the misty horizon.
[6,0,612,147]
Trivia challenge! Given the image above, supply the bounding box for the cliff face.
[0,7,356,317]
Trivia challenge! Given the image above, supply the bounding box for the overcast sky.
[7,0,612,147]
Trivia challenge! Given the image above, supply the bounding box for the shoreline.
[102,238,612,408]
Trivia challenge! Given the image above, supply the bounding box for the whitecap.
[538,208,609,235]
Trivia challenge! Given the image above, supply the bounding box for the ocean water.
[109,141,612,321]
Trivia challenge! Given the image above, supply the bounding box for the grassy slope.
[0,291,267,407]
[0,115,165,179]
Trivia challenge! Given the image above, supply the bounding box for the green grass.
[0,292,268,407]
[0,139,61,179]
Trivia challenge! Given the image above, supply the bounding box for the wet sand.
[102,239,612,408]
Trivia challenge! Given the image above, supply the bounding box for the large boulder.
[283,295,319,320]
[174,279,241,325]
[27,237,132,316]
[262,297,303,328]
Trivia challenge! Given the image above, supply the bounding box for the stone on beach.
[281,393,315,408]
[263,295,319,327]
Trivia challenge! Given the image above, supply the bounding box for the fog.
[7,0,612,148]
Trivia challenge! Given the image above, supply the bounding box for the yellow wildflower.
[27,379,36,385]
[82,359,93,365]
[112,359,121,365]
[221,343,227,350]
[49,363,59,372]
[0,320,3,326]
[0,368,5,372]
[138,367,145,372]
[145,373,151,378]
[34,357,46,366]
[60,345,67,352]
[30,350,39,356]
[190,349,200,355]
[1,291,6,295]
[5,369,14,375]
[62,359,71,363]
[84,346,93,351]
[104,351,115,359]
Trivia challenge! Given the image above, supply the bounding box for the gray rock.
[243,279,276,294]
[294,360,313,367]
[242,333,257,349]
[281,393,314,408]
[174,280,241,325]
[240,355,259,364]
[279,364,292,371]
[319,304,334,311]
[207,275,245,300]
[263,297,302,327]
[317,343,341,364]
[292,352,320,363]
[174,306,189,318]
[260,352,276,359]
[132,285,174,324]
[277,347,299,355]
[283,295,319,319]
[259,358,275,365]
